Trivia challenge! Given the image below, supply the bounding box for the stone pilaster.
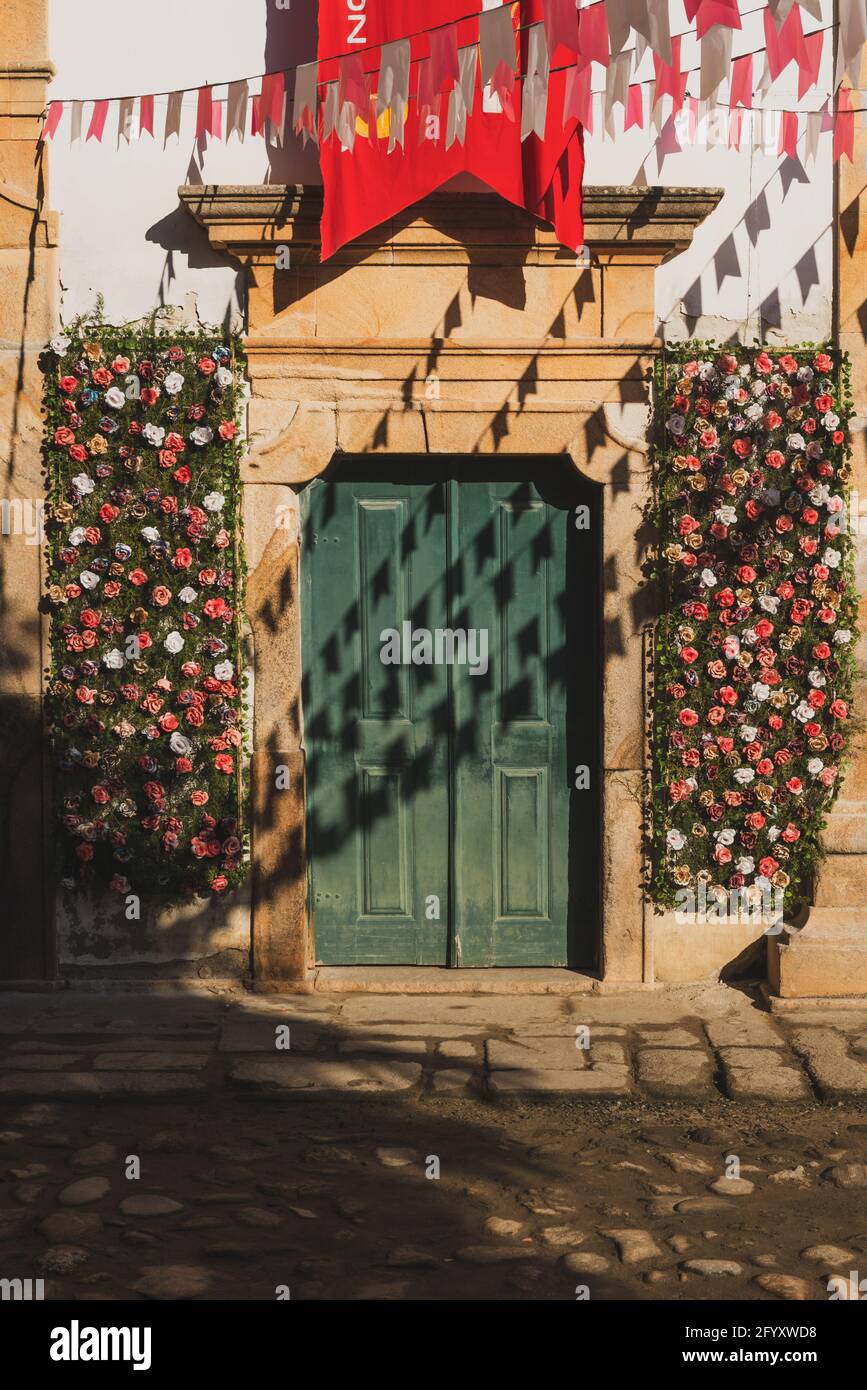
[0,0,57,982]
[770,57,867,997]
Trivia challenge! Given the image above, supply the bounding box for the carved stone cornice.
[179,184,723,266]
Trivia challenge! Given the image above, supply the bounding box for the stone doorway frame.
[181,184,722,990]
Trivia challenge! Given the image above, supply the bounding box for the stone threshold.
[760,984,867,1014]
[312,966,601,995]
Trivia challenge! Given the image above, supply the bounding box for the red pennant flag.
[577,3,610,67]
[211,100,223,141]
[729,53,753,110]
[43,101,63,140]
[139,94,154,138]
[797,29,823,99]
[684,0,742,41]
[653,36,687,112]
[778,109,799,158]
[763,5,806,82]
[254,71,285,136]
[317,1,584,263]
[542,0,580,60]
[86,99,109,142]
[833,86,854,163]
[196,86,214,138]
[728,105,744,149]
[625,84,644,130]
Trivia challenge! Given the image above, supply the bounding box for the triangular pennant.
[521,23,550,142]
[43,101,63,140]
[226,80,248,142]
[195,86,214,139]
[625,83,645,130]
[684,0,742,41]
[164,91,183,144]
[778,108,799,158]
[577,4,610,68]
[833,86,855,162]
[139,94,154,138]
[430,23,460,92]
[541,0,579,59]
[729,53,753,109]
[764,5,806,82]
[86,99,109,142]
[797,30,823,99]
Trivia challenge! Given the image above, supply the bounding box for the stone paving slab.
[0,1072,208,1098]
[486,1037,588,1071]
[788,1028,867,1100]
[636,1049,713,1099]
[487,1066,633,1096]
[228,1059,423,1095]
[705,1016,789,1049]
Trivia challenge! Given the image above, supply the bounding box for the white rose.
[736,856,755,875]
[104,387,125,410]
[758,595,779,614]
[716,828,736,846]
[141,527,161,543]
[191,425,213,447]
[142,423,165,447]
[203,491,225,512]
[807,758,824,776]
[786,433,805,452]
[794,701,813,723]
[164,631,185,654]
[822,547,841,569]
[715,506,738,525]
[72,474,95,495]
[666,830,685,851]
[214,660,234,681]
[751,682,770,701]
[170,732,192,756]
[68,527,87,546]
[700,569,718,588]
[722,635,740,659]
[740,725,758,742]
[102,648,125,669]
[808,668,826,688]
[51,334,71,354]
[178,586,198,604]
[79,570,100,590]
[215,367,233,388]
[833,629,852,645]
[667,413,686,435]
[822,411,840,430]
[164,371,185,395]
[733,768,755,784]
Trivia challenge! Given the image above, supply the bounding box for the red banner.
[316,1,584,261]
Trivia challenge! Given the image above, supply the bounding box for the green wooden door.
[302,462,598,968]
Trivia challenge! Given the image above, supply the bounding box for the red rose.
[185,707,205,727]
[732,439,752,459]
[214,753,234,773]
[140,387,160,407]
[99,503,120,523]
[829,699,849,720]
[129,569,148,586]
[173,547,192,569]
[211,875,229,893]
[91,785,110,804]
[191,789,209,806]
[197,357,216,375]
[173,466,191,485]
[80,608,100,628]
[218,421,237,440]
[160,496,179,515]
[151,586,172,607]
[68,445,88,463]
[54,426,76,445]
[59,376,78,394]
[176,757,193,773]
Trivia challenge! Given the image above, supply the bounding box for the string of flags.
[42,1,865,146]
[41,0,866,256]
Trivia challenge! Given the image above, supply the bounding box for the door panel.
[451,478,572,966]
[302,477,450,964]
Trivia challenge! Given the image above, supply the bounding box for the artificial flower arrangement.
[43,326,248,900]
[652,344,858,915]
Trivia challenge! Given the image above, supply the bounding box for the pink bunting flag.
[625,83,644,130]
[797,29,823,100]
[577,3,609,67]
[139,94,154,138]
[778,109,799,158]
[763,5,806,82]
[728,105,745,149]
[563,60,593,132]
[86,99,109,142]
[211,100,223,140]
[429,22,460,91]
[43,101,63,140]
[729,53,753,110]
[684,0,742,42]
[833,86,854,163]
[255,71,285,135]
[653,35,687,113]
[196,85,214,138]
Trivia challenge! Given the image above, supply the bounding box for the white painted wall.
[46,0,834,339]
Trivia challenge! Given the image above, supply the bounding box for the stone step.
[813,854,867,907]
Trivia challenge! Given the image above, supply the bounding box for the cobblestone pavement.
[2,984,867,1301]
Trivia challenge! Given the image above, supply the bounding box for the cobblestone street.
[2,985,867,1301]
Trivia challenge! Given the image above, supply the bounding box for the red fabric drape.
[316,1,584,262]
